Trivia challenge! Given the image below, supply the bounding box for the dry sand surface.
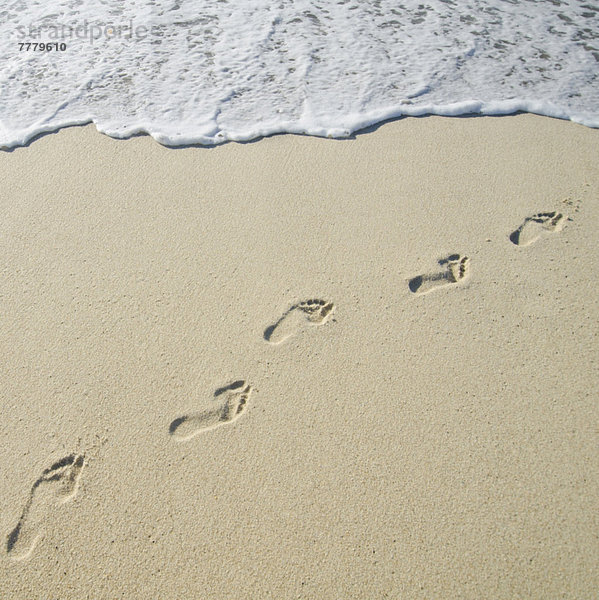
[0,114,597,599]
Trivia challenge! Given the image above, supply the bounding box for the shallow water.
[1,0,598,148]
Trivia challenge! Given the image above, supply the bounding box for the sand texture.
[0,115,597,599]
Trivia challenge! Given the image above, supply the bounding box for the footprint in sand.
[510,211,566,246]
[6,454,85,561]
[169,380,252,441]
[264,299,335,345]
[409,254,471,295]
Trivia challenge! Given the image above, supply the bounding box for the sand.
[0,114,597,599]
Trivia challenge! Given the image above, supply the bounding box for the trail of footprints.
[408,210,567,294]
[4,209,568,561]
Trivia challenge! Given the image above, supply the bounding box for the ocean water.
[1,0,598,148]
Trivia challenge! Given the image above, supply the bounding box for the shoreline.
[2,109,599,153]
[0,108,599,152]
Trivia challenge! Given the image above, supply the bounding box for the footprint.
[169,380,252,441]
[264,299,335,344]
[409,254,471,295]
[510,211,566,246]
[6,454,85,561]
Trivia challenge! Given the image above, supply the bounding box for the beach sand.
[0,114,597,598]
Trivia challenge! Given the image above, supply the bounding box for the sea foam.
[1,0,598,148]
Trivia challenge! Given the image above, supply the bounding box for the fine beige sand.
[0,114,597,599]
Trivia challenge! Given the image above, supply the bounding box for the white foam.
[1,0,598,149]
